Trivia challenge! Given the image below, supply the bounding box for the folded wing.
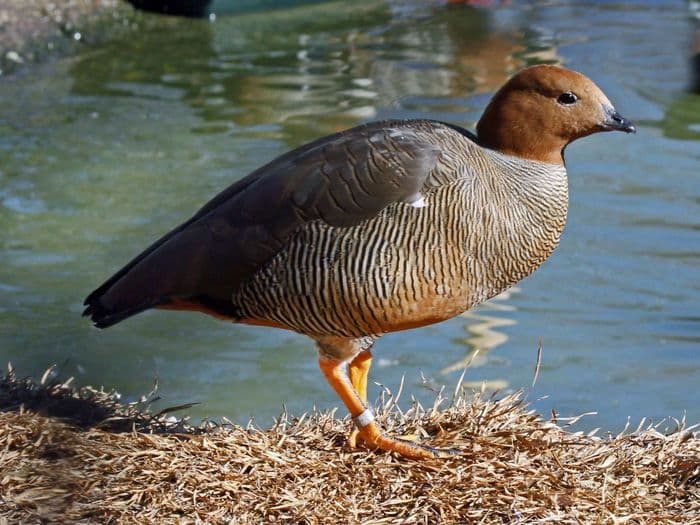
[83,119,444,327]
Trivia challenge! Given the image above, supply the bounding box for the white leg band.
[353,408,375,428]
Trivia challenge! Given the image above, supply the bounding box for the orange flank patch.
[376,297,466,334]
[159,298,456,336]
[157,299,234,321]
[382,314,451,333]
[238,317,289,330]
[158,299,290,330]
[241,312,449,335]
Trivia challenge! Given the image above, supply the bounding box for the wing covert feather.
[192,121,446,295]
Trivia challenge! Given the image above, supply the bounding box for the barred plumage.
[233,134,568,345]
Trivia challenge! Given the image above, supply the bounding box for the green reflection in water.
[661,92,700,140]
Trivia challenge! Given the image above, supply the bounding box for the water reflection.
[438,288,519,392]
[442,288,518,375]
[71,2,392,141]
[660,93,700,140]
[659,1,700,140]
[69,1,558,145]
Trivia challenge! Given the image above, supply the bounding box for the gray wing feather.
[192,122,443,292]
[205,124,441,228]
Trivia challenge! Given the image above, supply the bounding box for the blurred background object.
[690,0,700,93]
[126,0,212,17]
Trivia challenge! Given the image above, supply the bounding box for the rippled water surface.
[1,0,699,431]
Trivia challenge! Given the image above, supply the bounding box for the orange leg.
[347,349,372,447]
[348,349,372,404]
[319,355,447,460]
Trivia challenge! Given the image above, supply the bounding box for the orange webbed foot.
[320,351,456,460]
[350,408,457,459]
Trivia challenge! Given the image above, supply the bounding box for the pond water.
[1,0,699,433]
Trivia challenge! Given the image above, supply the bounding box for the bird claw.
[426,445,460,458]
[346,426,458,459]
[395,438,459,459]
[346,428,362,449]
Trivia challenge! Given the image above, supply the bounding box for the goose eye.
[557,92,578,105]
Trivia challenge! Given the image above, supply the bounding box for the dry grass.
[1,366,698,524]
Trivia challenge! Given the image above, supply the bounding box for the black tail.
[82,161,272,329]
[82,299,154,329]
[82,217,202,328]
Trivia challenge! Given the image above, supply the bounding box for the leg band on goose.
[353,408,375,428]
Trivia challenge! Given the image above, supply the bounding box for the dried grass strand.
[1,366,698,524]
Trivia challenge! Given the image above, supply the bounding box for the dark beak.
[603,108,636,133]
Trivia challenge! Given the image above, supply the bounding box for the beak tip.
[605,109,636,134]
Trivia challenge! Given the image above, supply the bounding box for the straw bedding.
[1,367,698,524]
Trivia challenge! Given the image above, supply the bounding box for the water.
[1,0,698,432]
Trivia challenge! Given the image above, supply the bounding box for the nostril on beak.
[605,109,636,134]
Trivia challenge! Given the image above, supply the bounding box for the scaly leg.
[347,349,372,448]
[319,355,446,460]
